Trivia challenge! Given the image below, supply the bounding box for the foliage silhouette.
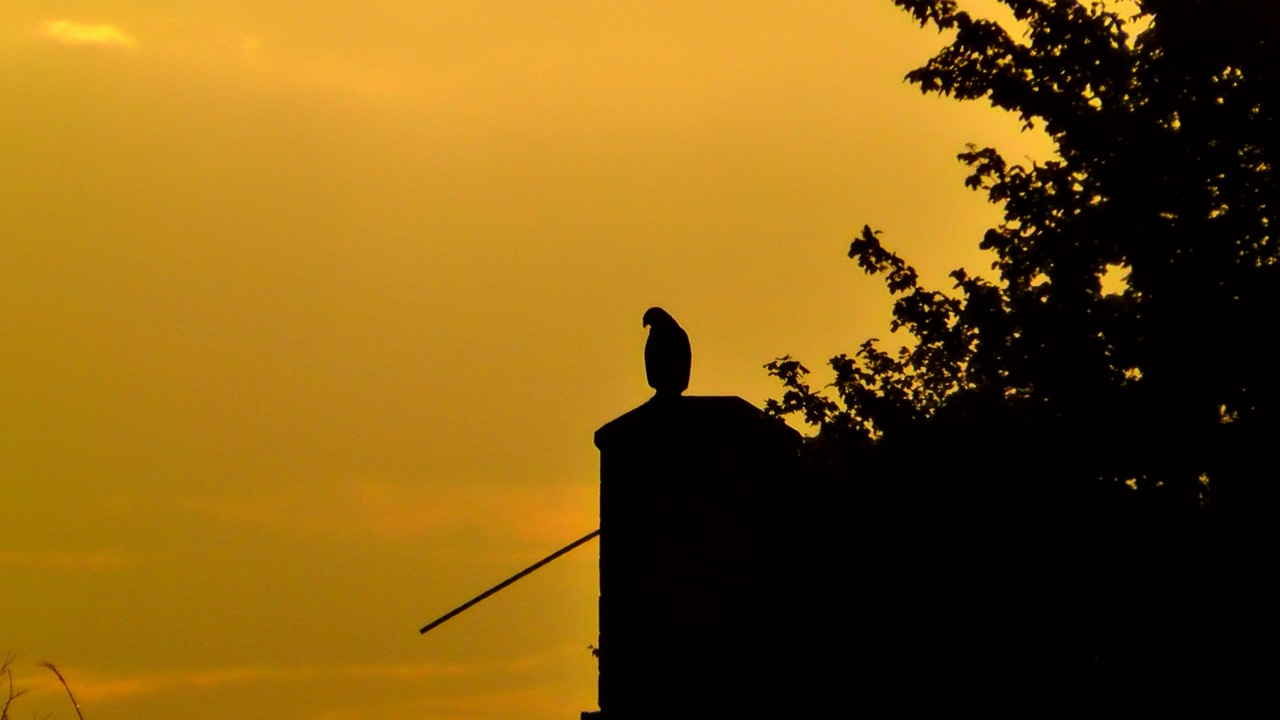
[767,0,1276,709]
[1,653,27,720]
[0,655,84,720]
[770,0,1278,513]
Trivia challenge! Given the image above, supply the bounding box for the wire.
[419,528,600,635]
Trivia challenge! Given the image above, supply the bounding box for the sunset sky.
[2,2,1052,718]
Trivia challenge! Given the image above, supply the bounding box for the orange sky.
[2,2,1050,718]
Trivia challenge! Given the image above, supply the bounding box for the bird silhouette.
[642,307,691,398]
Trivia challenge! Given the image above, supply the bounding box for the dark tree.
[771,0,1278,509]
[767,1,1276,709]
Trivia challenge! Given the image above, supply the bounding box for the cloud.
[0,548,140,572]
[50,661,470,704]
[41,20,136,48]
[17,650,581,717]
[184,478,596,546]
[186,480,460,541]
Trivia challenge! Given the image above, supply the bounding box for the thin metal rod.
[419,529,600,635]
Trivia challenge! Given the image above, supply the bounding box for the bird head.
[642,306,674,328]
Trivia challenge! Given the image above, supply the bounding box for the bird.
[642,307,691,398]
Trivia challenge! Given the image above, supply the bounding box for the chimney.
[588,396,802,719]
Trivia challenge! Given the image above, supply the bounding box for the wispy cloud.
[0,548,140,572]
[14,649,584,718]
[41,19,136,48]
[48,662,470,703]
[185,478,596,546]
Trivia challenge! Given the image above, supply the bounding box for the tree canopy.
[766,1,1276,708]
[770,0,1278,515]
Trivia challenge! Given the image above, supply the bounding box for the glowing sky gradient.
[2,2,1049,718]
